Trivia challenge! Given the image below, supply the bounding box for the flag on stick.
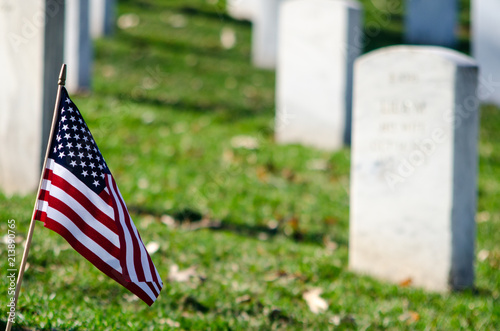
[34,87,163,305]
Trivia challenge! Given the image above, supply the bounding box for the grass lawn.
[1,0,499,329]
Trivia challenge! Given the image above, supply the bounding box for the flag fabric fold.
[34,87,163,305]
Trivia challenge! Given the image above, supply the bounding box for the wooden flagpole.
[5,64,67,331]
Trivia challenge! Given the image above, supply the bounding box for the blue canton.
[48,88,110,194]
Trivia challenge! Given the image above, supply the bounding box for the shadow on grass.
[178,5,253,27]
[129,206,348,248]
[100,90,269,123]
[120,33,250,63]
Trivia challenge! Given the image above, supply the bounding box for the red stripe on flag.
[50,171,117,233]
[107,175,146,282]
[43,219,155,306]
[48,196,120,259]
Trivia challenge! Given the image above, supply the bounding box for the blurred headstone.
[227,0,255,21]
[405,0,458,48]
[472,0,500,106]
[0,0,65,195]
[90,0,115,38]
[275,0,363,150]
[350,46,479,292]
[65,0,92,93]
[251,0,284,69]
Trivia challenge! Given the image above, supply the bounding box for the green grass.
[1,0,499,329]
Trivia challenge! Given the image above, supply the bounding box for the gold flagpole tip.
[58,64,67,86]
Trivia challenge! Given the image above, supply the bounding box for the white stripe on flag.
[41,178,51,191]
[107,175,139,281]
[46,207,123,273]
[136,281,157,303]
[37,200,49,214]
[48,185,120,247]
[51,162,115,220]
[130,222,154,281]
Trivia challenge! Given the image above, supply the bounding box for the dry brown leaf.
[478,249,489,262]
[158,318,180,327]
[145,241,160,254]
[323,236,339,252]
[231,135,259,149]
[306,159,328,171]
[220,27,236,49]
[168,264,199,283]
[399,311,420,324]
[399,277,413,287]
[289,217,300,231]
[281,168,295,181]
[235,295,252,304]
[256,166,269,182]
[303,288,329,314]
[476,211,490,223]
[184,216,221,230]
[161,214,176,227]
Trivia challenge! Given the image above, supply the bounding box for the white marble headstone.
[0,0,65,195]
[251,0,284,69]
[350,46,479,292]
[90,0,115,38]
[472,0,500,106]
[227,0,255,21]
[65,0,92,93]
[275,0,363,150]
[405,0,458,48]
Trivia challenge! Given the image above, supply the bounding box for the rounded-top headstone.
[275,0,363,150]
[472,0,500,106]
[350,45,479,292]
[0,0,65,195]
[405,0,458,48]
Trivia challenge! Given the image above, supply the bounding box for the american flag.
[35,87,163,305]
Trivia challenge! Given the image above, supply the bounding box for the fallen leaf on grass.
[123,294,139,302]
[145,241,160,254]
[306,159,328,171]
[399,277,413,287]
[161,214,176,227]
[158,318,180,327]
[303,288,328,314]
[235,295,252,304]
[264,270,306,282]
[399,311,420,324]
[231,135,259,150]
[184,216,222,231]
[220,27,236,49]
[478,249,489,262]
[256,166,269,182]
[323,236,338,252]
[281,168,295,181]
[168,264,200,283]
[117,13,140,29]
[476,211,490,223]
